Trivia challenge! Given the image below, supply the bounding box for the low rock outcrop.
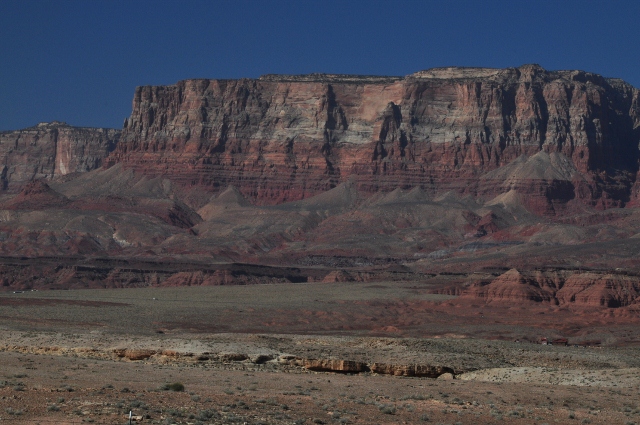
[463,269,640,307]
[556,273,640,307]
[369,363,455,378]
[467,268,556,302]
[114,348,156,361]
[303,359,370,373]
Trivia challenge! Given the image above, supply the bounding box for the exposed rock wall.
[0,122,120,192]
[110,65,640,214]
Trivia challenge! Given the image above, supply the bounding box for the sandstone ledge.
[0,344,455,378]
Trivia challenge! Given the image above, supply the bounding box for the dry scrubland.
[1,283,640,424]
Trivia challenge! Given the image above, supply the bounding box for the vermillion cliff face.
[0,121,120,192]
[110,65,640,214]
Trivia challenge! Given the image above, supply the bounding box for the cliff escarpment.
[0,122,120,192]
[110,64,640,214]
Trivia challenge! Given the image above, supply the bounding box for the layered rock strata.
[0,121,120,192]
[465,268,640,307]
[110,65,640,214]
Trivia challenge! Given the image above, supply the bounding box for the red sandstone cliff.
[109,65,640,215]
[0,121,120,192]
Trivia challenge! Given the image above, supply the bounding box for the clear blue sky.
[1,0,639,131]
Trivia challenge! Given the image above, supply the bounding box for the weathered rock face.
[369,363,454,378]
[110,65,640,214]
[303,359,370,374]
[556,273,640,307]
[464,268,640,307]
[0,121,120,192]
[467,268,557,303]
[114,348,156,361]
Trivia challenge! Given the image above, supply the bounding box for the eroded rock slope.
[110,65,640,214]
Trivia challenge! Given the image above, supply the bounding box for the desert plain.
[2,280,640,425]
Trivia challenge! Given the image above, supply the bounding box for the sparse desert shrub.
[378,404,397,415]
[196,409,218,421]
[401,394,427,401]
[225,413,247,423]
[162,382,185,392]
[165,407,184,417]
[47,404,60,411]
[129,400,146,410]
